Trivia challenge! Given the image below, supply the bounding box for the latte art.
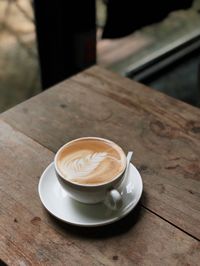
[64,152,108,179]
[56,138,126,185]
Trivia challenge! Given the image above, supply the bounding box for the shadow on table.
[48,193,146,239]
[0,259,8,266]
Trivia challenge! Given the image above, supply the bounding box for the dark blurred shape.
[102,0,194,39]
[0,259,7,266]
[34,1,96,89]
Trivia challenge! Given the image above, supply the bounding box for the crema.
[56,138,126,185]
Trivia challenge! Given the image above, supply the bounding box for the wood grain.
[0,121,110,265]
[1,66,200,240]
[0,120,199,265]
[73,66,200,141]
[0,233,32,266]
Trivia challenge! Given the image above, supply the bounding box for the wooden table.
[0,66,200,265]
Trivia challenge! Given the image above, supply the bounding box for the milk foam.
[57,139,126,185]
[61,152,108,179]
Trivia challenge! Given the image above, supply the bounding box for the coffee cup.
[54,137,130,210]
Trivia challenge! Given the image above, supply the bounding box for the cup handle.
[104,189,123,210]
[103,151,133,211]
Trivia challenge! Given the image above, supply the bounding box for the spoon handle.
[123,151,133,179]
[126,151,133,167]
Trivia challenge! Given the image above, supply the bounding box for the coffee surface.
[56,138,126,185]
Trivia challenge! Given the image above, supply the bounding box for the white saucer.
[38,162,143,227]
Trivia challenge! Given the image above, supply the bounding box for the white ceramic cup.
[54,137,130,210]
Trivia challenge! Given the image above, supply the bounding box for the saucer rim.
[38,162,143,227]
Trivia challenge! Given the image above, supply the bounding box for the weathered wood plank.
[2,188,200,266]
[0,233,32,266]
[1,66,200,240]
[0,121,109,266]
[0,189,108,266]
[73,66,200,141]
[0,121,199,265]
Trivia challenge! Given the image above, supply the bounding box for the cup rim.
[54,136,127,188]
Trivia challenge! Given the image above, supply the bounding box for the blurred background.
[0,0,200,113]
[0,0,40,112]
